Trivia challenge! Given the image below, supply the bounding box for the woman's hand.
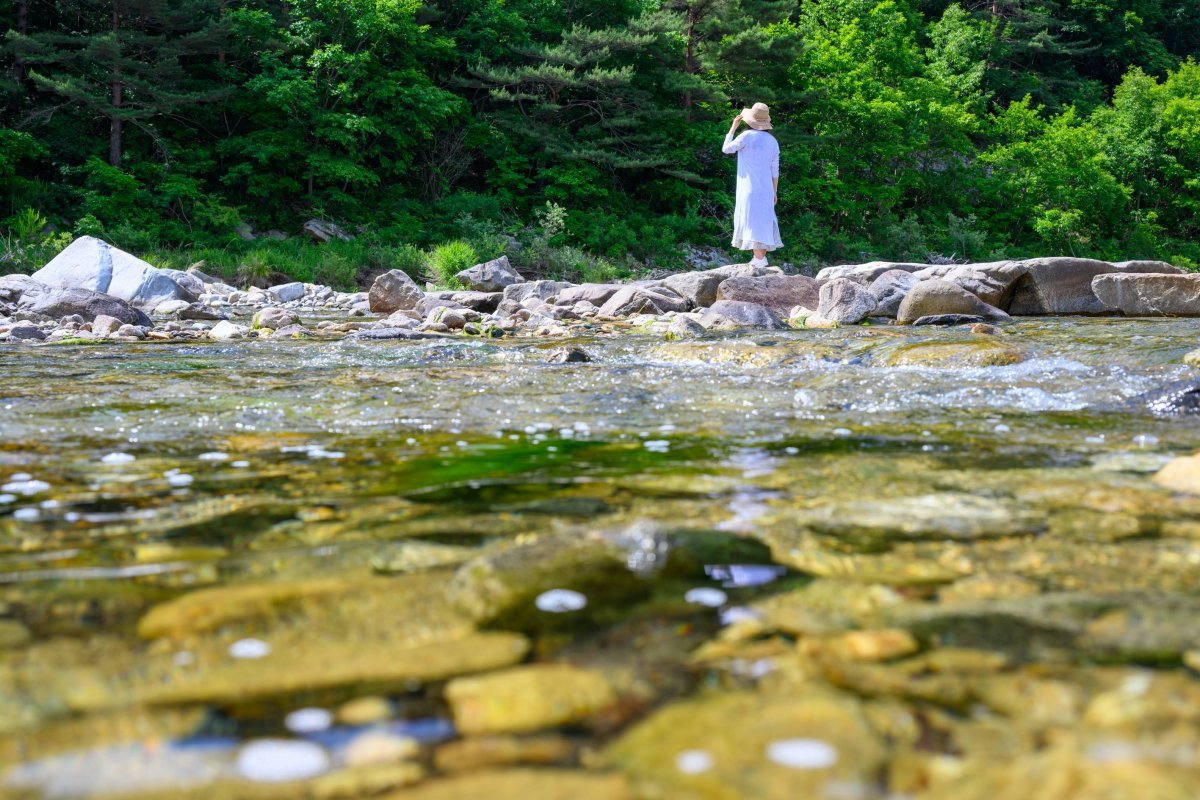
[730,113,743,130]
[774,193,778,205]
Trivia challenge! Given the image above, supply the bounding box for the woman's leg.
[753,247,766,262]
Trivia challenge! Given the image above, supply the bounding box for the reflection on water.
[2,318,1200,797]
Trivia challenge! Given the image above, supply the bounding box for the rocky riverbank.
[1,236,1197,345]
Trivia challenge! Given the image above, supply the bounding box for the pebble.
[1133,434,1159,448]
[100,452,136,464]
[534,589,587,613]
[675,750,715,774]
[285,707,334,734]
[1,479,51,495]
[337,696,394,726]
[719,606,762,626]
[229,638,271,659]
[166,473,194,487]
[0,494,14,504]
[197,452,229,462]
[12,508,38,521]
[344,731,420,767]
[684,588,728,608]
[236,739,330,783]
[765,738,839,770]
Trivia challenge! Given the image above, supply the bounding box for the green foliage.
[1,0,1198,277]
[427,240,477,288]
[0,208,72,275]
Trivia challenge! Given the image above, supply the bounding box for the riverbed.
[2,318,1200,798]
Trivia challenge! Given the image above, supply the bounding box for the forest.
[2,0,1199,288]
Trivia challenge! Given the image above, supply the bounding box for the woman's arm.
[722,114,747,154]
[772,146,780,203]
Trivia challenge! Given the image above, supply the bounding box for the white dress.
[722,129,782,251]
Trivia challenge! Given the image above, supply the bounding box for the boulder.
[153,299,191,316]
[663,264,783,308]
[867,270,921,317]
[302,219,353,242]
[31,236,195,309]
[208,320,248,341]
[91,314,123,337]
[816,278,876,324]
[455,256,525,292]
[269,282,306,303]
[252,307,299,330]
[503,280,576,304]
[423,291,503,313]
[702,300,785,329]
[159,268,206,298]
[912,314,987,326]
[816,260,928,285]
[896,279,1009,324]
[369,270,425,314]
[1007,257,1183,315]
[5,322,46,341]
[716,274,820,313]
[20,287,151,325]
[912,261,1028,308]
[1091,273,1200,317]
[597,286,688,317]
[554,284,622,307]
[0,274,40,304]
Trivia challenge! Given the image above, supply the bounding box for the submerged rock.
[393,769,630,800]
[606,688,885,800]
[446,664,618,734]
[1127,379,1200,415]
[1154,455,1200,493]
[434,734,575,773]
[875,340,1026,368]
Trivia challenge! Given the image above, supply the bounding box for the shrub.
[427,239,477,288]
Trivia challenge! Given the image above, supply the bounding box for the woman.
[722,102,781,268]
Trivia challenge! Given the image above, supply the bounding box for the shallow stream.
[2,318,1200,799]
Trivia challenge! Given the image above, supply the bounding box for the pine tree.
[8,0,229,165]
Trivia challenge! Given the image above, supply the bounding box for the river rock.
[702,300,784,329]
[868,270,920,317]
[896,279,1009,324]
[665,316,706,339]
[1007,257,1182,315]
[1154,455,1200,493]
[912,261,1028,308]
[303,219,352,242]
[663,264,781,308]
[1128,379,1200,415]
[5,321,45,341]
[20,287,152,325]
[434,735,575,773]
[392,769,629,800]
[1091,273,1200,316]
[269,282,306,303]
[503,280,575,304]
[715,274,820,314]
[555,284,622,307]
[351,327,444,341]
[816,278,876,324]
[252,307,298,330]
[209,320,249,341]
[368,270,424,313]
[446,665,618,734]
[0,274,38,303]
[91,314,122,337]
[877,340,1026,368]
[912,314,987,326]
[159,268,205,297]
[598,286,688,317]
[456,255,524,292]
[153,299,191,315]
[426,290,502,313]
[606,687,885,800]
[31,236,195,309]
[816,260,929,284]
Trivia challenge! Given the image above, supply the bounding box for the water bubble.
[684,588,728,608]
[0,494,14,504]
[765,738,838,770]
[535,589,587,613]
[643,440,671,452]
[13,508,38,521]
[993,424,1011,433]
[167,473,194,487]
[720,606,763,626]
[1,479,50,496]
[1085,435,1105,444]
[784,447,799,455]
[675,750,715,774]
[198,452,229,462]
[231,461,250,469]
[236,739,330,783]
[832,428,851,437]
[1132,434,1159,448]
[285,707,334,734]
[100,452,136,465]
[705,564,786,588]
[229,638,271,659]
[9,473,31,482]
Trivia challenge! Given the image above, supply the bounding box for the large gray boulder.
[715,274,820,314]
[816,261,928,285]
[1007,257,1183,315]
[598,286,689,317]
[663,264,784,308]
[0,274,38,304]
[555,284,622,307]
[31,236,195,310]
[896,279,1009,324]
[426,290,503,313]
[19,286,151,325]
[1091,273,1200,317]
[702,300,785,329]
[911,261,1028,309]
[368,269,424,313]
[503,280,575,304]
[816,278,877,324]
[455,256,524,292]
[160,268,205,298]
[868,270,921,317]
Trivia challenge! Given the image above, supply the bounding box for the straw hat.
[740,102,773,130]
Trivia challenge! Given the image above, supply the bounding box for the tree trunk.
[12,0,29,81]
[684,6,697,119]
[109,0,123,166]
